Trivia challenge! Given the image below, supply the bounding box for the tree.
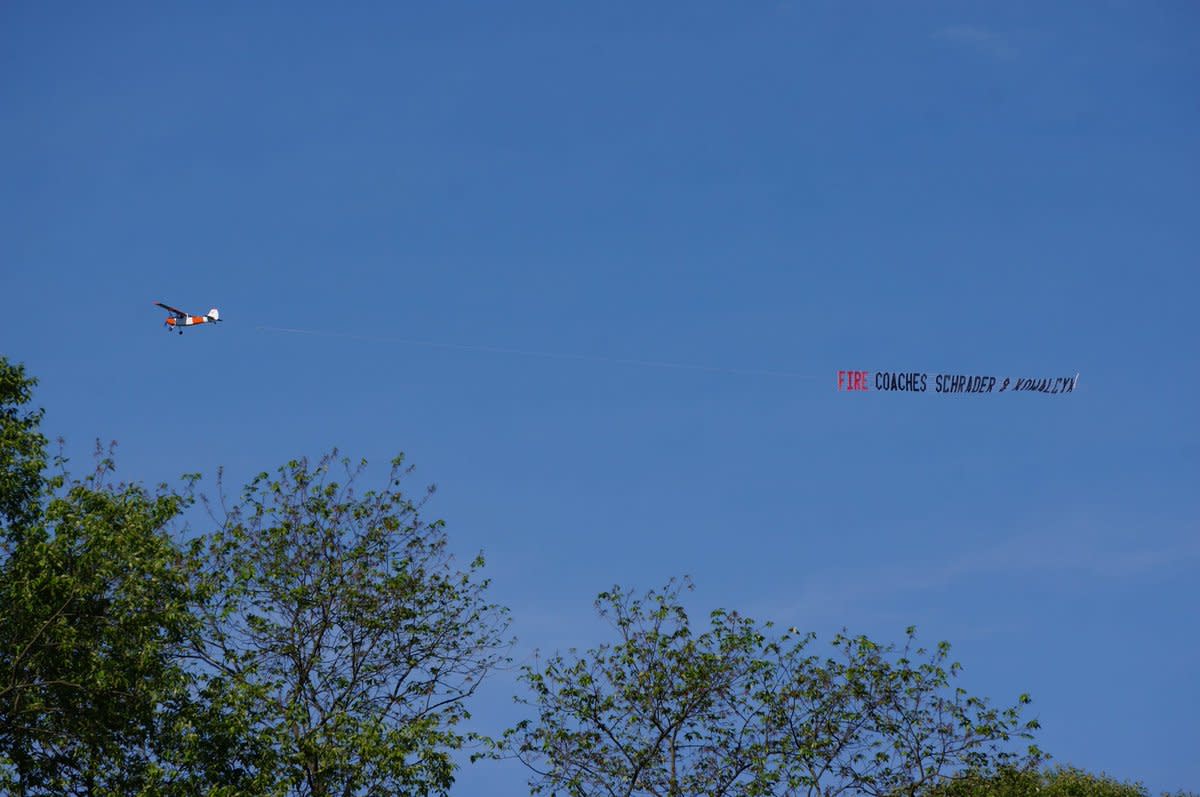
[769,628,1040,797]
[1,358,511,795]
[492,578,780,797]
[0,357,195,796]
[0,358,48,532]
[184,452,511,796]
[920,765,1195,797]
[492,580,1041,797]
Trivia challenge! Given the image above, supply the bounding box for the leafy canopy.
[184,452,512,796]
[920,765,1197,797]
[0,358,48,531]
[492,579,1042,797]
[0,358,195,797]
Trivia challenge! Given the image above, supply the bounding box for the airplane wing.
[155,301,188,317]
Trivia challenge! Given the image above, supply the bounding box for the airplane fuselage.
[166,315,213,327]
[165,316,216,333]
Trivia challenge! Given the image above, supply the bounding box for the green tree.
[493,578,781,797]
[770,628,1040,797]
[920,765,1189,797]
[185,453,511,796]
[0,358,48,531]
[0,357,195,796]
[493,580,1040,797]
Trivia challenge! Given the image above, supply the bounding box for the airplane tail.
[207,308,220,322]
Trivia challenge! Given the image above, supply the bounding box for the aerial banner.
[252,325,1081,395]
[836,370,1079,395]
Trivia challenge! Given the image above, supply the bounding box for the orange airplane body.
[156,302,221,334]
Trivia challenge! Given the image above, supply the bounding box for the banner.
[836,371,1079,395]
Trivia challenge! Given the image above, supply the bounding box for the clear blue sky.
[2,2,1197,792]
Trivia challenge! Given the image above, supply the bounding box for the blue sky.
[2,2,1197,792]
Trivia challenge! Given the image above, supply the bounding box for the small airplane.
[155,301,221,335]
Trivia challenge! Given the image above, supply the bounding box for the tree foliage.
[2,357,511,796]
[183,453,512,796]
[0,357,194,796]
[920,765,1196,797]
[769,626,1040,796]
[0,358,48,531]
[497,579,778,796]
[493,579,1042,797]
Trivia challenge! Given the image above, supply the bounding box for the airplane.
[155,302,221,335]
